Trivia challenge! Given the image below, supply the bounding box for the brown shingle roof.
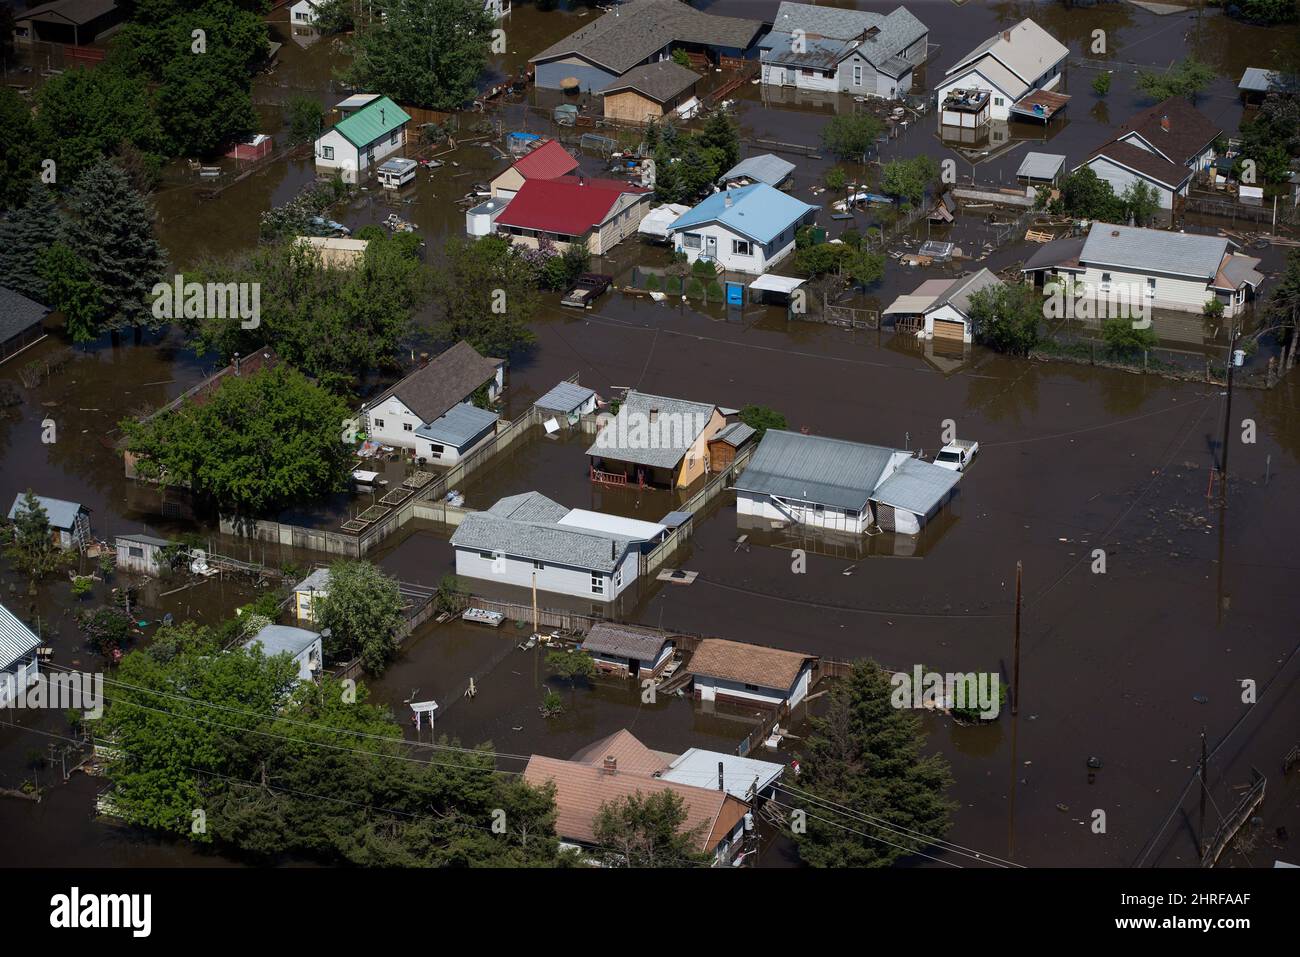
[569,728,673,777]
[581,621,672,662]
[371,341,502,425]
[523,753,747,853]
[1087,140,1190,189]
[600,60,700,103]
[687,638,816,691]
[1109,96,1221,168]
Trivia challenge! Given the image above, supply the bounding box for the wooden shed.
[707,421,756,472]
[115,534,177,575]
[600,61,700,125]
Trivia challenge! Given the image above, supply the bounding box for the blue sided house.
[667,183,817,276]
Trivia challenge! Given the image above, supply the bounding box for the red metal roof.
[495,176,647,236]
[511,140,580,180]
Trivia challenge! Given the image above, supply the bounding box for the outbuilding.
[0,602,40,708]
[7,494,91,550]
[243,624,323,684]
[687,637,818,709]
[580,621,675,678]
[114,534,176,575]
[599,60,701,124]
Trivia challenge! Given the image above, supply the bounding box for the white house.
[759,3,928,99]
[314,95,411,185]
[687,637,817,709]
[883,268,1004,344]
[668,182,817,276]
[7,494,91,550]
[733,429,961,536]
[0,602,40,709]
[1021,223,1264,320]
[936,18,1068,123]
[450,492,669,603]
[364,341,504,465]
[534,380,598,420]
[1076,97,1221,210]
[289,0,320,25]
[580,621,675,678]
[243,624,323,684]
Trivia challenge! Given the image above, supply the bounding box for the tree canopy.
[592,789,710,867]
[1136,57,1214,103]
[968,282,1042,357]
[314,560,406,673]
[820,114,885,161]
[431,236,538,358]
[4,491,67,580]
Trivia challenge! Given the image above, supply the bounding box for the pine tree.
[4,490,66,581]
[63,159,167,333]
[0,183,62,302]
[790,661,955,867]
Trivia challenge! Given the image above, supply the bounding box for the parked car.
[935,439,978,472]
[561,273,614,309]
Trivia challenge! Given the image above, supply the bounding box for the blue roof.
[244,624,320,659]
[415,402,499,448]
[669,183,815,245]
[7,494,85,531]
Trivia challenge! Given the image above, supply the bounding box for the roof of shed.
[116,533,175,548]
[244,624,320,659]
[510,140,580,181]
[371,341,502,426]
[8,494,85,530]
[581,621,672,663]
[599,60,699,103]
[719,153,796,187]
[732,429,898,511]
[687,637,816,691]
[710,421,756,447]
[0,602,40,667]
[535,380,597,413]
[0,286,49,344]
[871,457,961,516]
[1016,151,1066,181]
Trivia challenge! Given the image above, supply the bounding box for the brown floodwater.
[3,1,1298,867]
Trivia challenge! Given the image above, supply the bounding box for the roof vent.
[1160,114,1170,131]
[724,189,733,208]
[603,755,617,773]
[1002,29,1011,41]
[1111,229,1120,237]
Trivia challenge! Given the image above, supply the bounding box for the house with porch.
[587,390,727,489]
[314,96,411,185]
[0,603,40,709]
[580,621,675,678]
[936,19,1069,126]
[530,0,763,92]
[686,637,818,710]
[882,268,1004,345]
[1020,223,1263,319]
[759,3,928,99]
[1075,97,1221,210]
[450,492,668,603]
[667,183,817,276]
[363,341,504,465]
[7,494,91,550]
[494,175,651,255]
[733,429,961,536]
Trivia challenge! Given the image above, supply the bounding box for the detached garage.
[883,269,1003,345]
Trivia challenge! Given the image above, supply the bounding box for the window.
[320,145,335,160]
[128,546,144,558]
[591,574,604,595]
[853,64,862,86]
[479,551,494,560]
[1146,277,1156,298]
[403,422,414,432]
[390,131,399,146]
[373,418,385,429]
[993,96,1004,106]
[732,239,752,256]
[744,683,760,692]
[683,233,702,249]
[533,560,545,570]
[1100,272,1112,292]
[615,568,623,588]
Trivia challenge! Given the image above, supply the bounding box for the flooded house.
[1020,223,1264,319]
[0,603,40,709]
[12,0,122,46]
[489,140,579,200]
[289,0,321,26]
[599,60,701,124]
[534,380,598,421]
[362,341,504,465]
[732,429,960,536]
[667,183,817,276]
[685,637,818,710]
[313,95,411,185]
[529,0,763,92]
[579,621,675,678]
[7,494,91,550]
[936,19,1068,128]
[523,729,751,864]
[449,491,668,602]
[242,624,323,684]
[114,534,176,576]
[291,567,331,623]
[1075,97,1221,210]
[0,286,49,365]
[586,390,727,489]
[718,153,796,191]
[758,3,928,99]
[493,175,651,255]
[883,268,1004,344]
[295,236,370,268]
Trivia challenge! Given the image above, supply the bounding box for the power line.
[765,796,964,868]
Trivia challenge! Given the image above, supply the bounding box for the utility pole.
[531,571,538,635]
[1012,561,1022,716]
[1198,727,1208,856]
[1220,325,1237,507]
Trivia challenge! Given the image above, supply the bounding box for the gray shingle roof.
[8,494,85,531]
[733,430,900,511]
[599,59,699,103]
[1021,235,1086,272]
[415,402,499,448]
[581,621,671,660]
[711,421,756,447]
[0,602,40,667]
[586,390,719,470]
[0,286,49,344]
[451,506,632,573]
[765,3,926,71]
[535,380,596,414]
[487,490,570,523]
[532,0,762,75]
[720,153,796,187]
[871,458,960,517]
[370,341,501,426]
[1080,224,1229,281]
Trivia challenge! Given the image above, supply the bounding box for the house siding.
[1082,156,1180,209]
[672,217,808,276]
[1077,265,1217,313]
[693,663,811,708]
[535,57,618,92]
[924,303,975,343]
[315,126,407,184]
[736,489,872,534]
[453,548,636,602]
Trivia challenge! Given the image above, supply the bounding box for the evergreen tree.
[4,490,66,581]
[0,88,38,213]
[698,108,740,172]
[790,661,955,868]
[62,160,167,333]
[39,242,104,343]
[0,183,62,301]
[592,790,710,867]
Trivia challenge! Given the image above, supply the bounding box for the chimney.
[380,107,386,125]
[1002,30,1010,42]
[233,352,241,376]
[603,755,617,774]
[718,761,725,792]
[724,187,733,208]
[1160,114,1170,132]
[611,538,616,561]
[649,406,659,423]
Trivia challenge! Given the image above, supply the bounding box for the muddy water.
[4,2,1299,866]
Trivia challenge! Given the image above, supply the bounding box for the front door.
[705,235,718,259]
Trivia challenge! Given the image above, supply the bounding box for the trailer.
[377,157,418,190]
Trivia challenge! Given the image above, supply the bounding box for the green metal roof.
[333,97,411,149]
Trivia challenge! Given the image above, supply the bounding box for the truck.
[935,438,978,472]
[561,273,613,309]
